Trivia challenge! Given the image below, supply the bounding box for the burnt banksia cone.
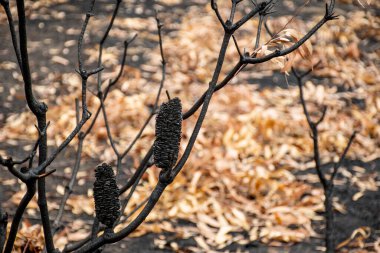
[154,98,182,170]
[93,163,120,228]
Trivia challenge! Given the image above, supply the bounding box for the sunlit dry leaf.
[52,55,70,66]
[215,226,233,245]
[336,226,371,250]
[352,191,365,201]
[66,195,94,215]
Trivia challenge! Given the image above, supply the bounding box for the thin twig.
[53,136,84,232]
[243,11,338,64]
[119,147,153,195]
[330,131,357,182]
[293,67,328,187]
[0,208,7,253]
[0,0,22,69]
[109,35,138,87]
[119,13,167,160]
[229,0,238,23]
[96,0,123,92]
[230,0,273,32]
[264,19,274,37]
[78,0,96,72]
[3,184,36,253]
[119,164,146,218]
[211,0,227,29]
[293,58,355,253]
[83,35,137,139]
[254,14,265,50]
[100,101,120,156]
[32,4,103,175]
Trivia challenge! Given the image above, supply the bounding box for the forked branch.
[292,65,356,253]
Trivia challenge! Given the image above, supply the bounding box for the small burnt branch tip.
[0,156,12,167]
[64,185,73,195]
[0,0,9,6]
[84,109,92,119]
[243,48,250,57]
[316,106,328,125]
[37,168,56,179]
[225,20,233,28]
[324,3,339,20]
[125,33,138,46]
[165,90,171,101]
[78,131,85,140]
[75,67,104,79]
[211,0,227,29]
[211,0,217,10]
[76,69,87,79]
[87,66,104,76]
[155,10,164,28]
[260,2,275,16]
[259,1,267,10]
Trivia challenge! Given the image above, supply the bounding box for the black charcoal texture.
[93,163,120,228]
[154,98,182,170]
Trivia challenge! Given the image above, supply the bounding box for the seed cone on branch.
[93,163,120,228]
[154,97,182,171]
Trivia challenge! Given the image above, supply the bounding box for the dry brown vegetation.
[0,0,379,252]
